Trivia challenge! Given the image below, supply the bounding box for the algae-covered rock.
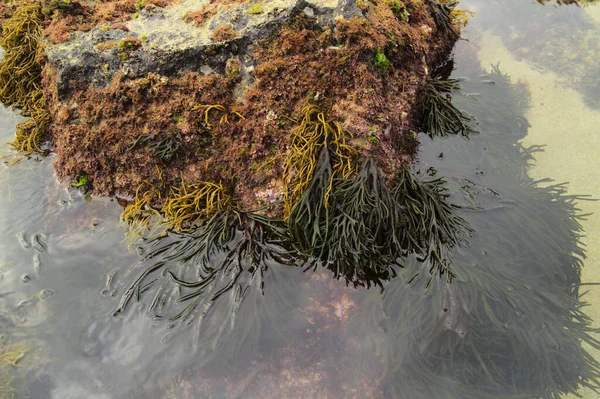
[0,0,473,283]
[46,0,364,95]
[34,0,466,207]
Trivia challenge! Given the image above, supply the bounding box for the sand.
[478,28,600,399]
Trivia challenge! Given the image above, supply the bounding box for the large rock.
[46,0,362,96]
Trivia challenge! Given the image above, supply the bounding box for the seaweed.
[121,169,234,236]
[12,108,50,153]
[191,104,244,128]
[0,4,44,113]
[161,180,233,232]
[114,210,300,362]
[120,166,166,239]
[393,165,472,282]
[148,131,182,162]
[373,48,390,72]
[422,75,477,138]
[289,152,470,285]
[0,3,48,153]
[286,148,332,257]
[427,0,460,38]
[282,104,358,217]
[128,131,183,162]
[320,158,402,283]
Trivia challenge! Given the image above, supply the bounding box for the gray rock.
[45,0,363,97]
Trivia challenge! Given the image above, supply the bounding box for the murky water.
[1,1,600,398]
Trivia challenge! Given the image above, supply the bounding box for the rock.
[1,0,468,244]
[46,0,363,97]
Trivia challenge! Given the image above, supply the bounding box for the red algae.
[1,0,467,217]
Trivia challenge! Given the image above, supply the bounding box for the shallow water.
[1,1,600,398]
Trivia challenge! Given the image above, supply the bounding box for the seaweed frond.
[191,104,244,128]
[114,211,296,342]
[287,148,332,254]
[393,165,472,282]
[427,0,460,38]
[0,4,44,113]
[12,108,50,153]
[161,179,234,232]
[121,169,235,238]
[282,104,358,217]
[422,75,476,138]
[128,131,183,162]
[288,154,402,285]
[120,170,165,237]
[326,158,402,282]
[115,211,237,319]
[0,3,48,153]
[449,8,475,28]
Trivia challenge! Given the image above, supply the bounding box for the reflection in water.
[348,62,599,398]
[0,1,599,398]
[471,0,600,110]
[114,211,302,359]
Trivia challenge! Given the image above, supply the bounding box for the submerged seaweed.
[422,74,477,138]
[115,210,300,361]
[287,147,470,285]
[290,153,402,284]
[393,165,472,282]
[282,103,471,284]
[325,158,401,282]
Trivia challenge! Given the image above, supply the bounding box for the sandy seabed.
[477,14,600,397]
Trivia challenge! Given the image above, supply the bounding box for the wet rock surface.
[46,0,363,96]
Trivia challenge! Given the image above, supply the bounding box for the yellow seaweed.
[191,104,245,128]
[162,179,233,232]
[0,3,48,154]
[282,104,358,217]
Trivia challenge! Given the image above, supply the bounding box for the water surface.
[1,1,600,398]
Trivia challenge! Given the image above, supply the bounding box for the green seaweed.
[71,175,89,188]
[373,48,390,72]
[422,75,477,138]
[427,0,460,38]
[393,165,472,282]
[115,210,299,360]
